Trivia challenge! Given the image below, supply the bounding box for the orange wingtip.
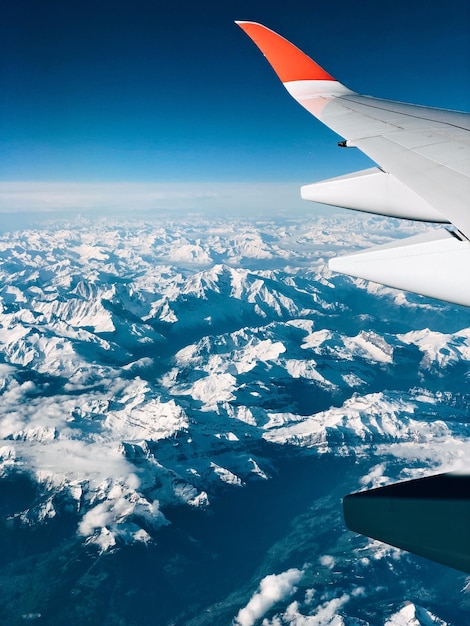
[236,21,335,83]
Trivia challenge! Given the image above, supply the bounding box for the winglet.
[236,21,335,83]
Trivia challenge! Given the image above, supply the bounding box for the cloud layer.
[0,181,308,214]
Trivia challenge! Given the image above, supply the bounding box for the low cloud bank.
[0,181,307,215]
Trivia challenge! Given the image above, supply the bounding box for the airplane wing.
[236,21,470,308]
[237,21,470,573]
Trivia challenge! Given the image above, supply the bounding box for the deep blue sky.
[1,0,469,185]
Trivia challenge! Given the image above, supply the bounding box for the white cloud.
[234,568,304,626]
[262,594,350,626]
[318,555,335,569]
[305,595,350,625]
[377,438,470,475]
[0,371,170,549]
[360,463,387,488]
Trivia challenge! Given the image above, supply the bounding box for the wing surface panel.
[291,89,470,234]
[352,134,469,236]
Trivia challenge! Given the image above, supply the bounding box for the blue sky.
[0,0,469,210]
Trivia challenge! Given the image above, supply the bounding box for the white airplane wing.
[237,21,470,574]
[237,21,470,307]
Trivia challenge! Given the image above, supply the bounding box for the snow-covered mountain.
[1,213,469,625]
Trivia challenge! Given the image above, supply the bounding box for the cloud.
[296,594,350,625]
[234,568,304,626]
[262,594,350,626]
[377,438,470,475]
[318,555,335,569]
[359,463,387,488]
[0,181,308,215]
[0,371,170,549]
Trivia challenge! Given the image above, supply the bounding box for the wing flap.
[301,167,448,222]
[329,229,470,307]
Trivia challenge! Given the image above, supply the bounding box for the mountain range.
[1,212,469,624]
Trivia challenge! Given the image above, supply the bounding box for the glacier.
[0,212,469,624]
